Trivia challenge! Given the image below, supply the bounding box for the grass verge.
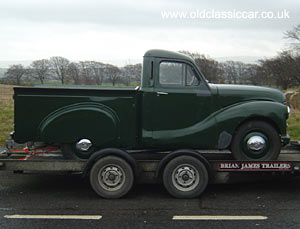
[0,100,13,146]
[287,109,300,140]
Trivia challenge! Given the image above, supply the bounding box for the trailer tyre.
[231,120,281,161]
[163,156,208,198]
[90,156,134,199]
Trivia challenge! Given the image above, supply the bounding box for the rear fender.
[38,102,120,146]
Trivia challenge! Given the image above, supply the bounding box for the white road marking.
[4,215,102,220]
[172,215,268,220]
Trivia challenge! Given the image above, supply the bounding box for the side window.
[159,62,183,85]
[159,61,200,86]
[186,64,200,86]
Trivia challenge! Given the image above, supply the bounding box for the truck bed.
[13,86,139,147]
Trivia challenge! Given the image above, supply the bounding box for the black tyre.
[163,156,209,198]
[231,120,281,161]
[61,143,97,159]
[90,156,134,199]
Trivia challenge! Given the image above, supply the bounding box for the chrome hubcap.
[247,136,266,151]
[98,165,124,191]
[76,139,92,151]
[172,165,199,191]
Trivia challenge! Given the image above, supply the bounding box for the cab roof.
[144,49,195,63]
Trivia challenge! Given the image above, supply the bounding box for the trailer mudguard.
[38,102,120,146]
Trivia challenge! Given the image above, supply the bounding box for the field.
[0,85,14,146]
[287,109,300,141]
[0,84,300,146]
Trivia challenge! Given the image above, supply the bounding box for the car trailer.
[1,144,300,199]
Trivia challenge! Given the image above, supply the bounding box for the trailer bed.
[1,146,300,184]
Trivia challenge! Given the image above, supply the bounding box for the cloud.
[0,0,298,30]
[0,0,299,62]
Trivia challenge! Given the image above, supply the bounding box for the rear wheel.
[90,156,134,198]
[163,156,209,198]
[231,121,281,161]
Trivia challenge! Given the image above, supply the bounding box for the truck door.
[149,59,217,148]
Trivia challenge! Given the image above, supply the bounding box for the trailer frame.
[1,145,300,197]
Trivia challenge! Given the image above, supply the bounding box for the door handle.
[157,92,168,96]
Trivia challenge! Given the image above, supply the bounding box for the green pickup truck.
[13,49,290,161]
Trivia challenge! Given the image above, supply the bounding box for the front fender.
[38,102,120,146]
[215,101,287,146]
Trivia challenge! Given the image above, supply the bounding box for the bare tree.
[78,61,94,85]
[222,61,249,84]
[223,61,237,84]
[67,61,117,86]
[50,56,70,84]
[259,52,296,90]
[89,61,106,85]
[106,64,121,86]
[132,63,142,83]
[180,51,224,83]
[29,59,51,84]
[242,64,260,85]
[284,24,300,51]
[280,51,300,85]
[68,62,81,85]
[121,64,142,86]
[5,64,26,85]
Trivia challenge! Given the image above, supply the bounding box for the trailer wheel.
[231,120,281,160]
[89,156,134,198]
[163,156,208,198]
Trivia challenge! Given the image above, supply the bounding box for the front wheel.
[231,121,281,161]
[163,156,209,198]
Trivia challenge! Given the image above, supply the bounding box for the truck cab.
[141,50,216,149]
[140,50,290,160]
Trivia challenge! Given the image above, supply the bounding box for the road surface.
[0,170,300,228]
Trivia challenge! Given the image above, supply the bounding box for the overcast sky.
[0,0,299,66]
